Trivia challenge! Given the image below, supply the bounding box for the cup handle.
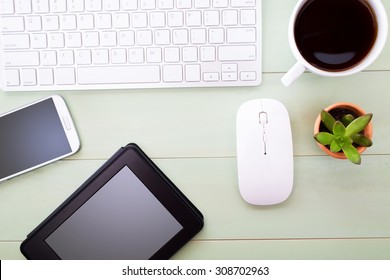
[281,62,306,87]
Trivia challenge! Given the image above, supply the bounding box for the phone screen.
[0,98,72,180]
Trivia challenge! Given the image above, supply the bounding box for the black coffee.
[294,0,378,71]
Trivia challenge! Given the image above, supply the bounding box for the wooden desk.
[1,1,390,259]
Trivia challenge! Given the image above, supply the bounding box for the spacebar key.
[78,66,161,84]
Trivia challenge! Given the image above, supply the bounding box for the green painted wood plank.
[1,156,389,242]
[1,72,389,159]
[2,238,390,260]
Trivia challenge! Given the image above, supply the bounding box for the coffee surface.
[294,0,377,71]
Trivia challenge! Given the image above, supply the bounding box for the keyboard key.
[93,49,109,64]
[128,48,144,63]
[219,45,256,61]
[222,10,238,25]
[172,29,188,45]
[186,11,202,27]
[231,0,256,7]
[222,72,237,81]
[182,46,197,62]
[59,50,74,65]
[190,28,206,44]
[2,34,30,49]
[0,0,15,15]
[140,0,156,10]
[150,12,165,27]
[113,13,130,28]
[119,30,135,46]
[86,0,102,12]
[43,15,60,31]
[66,32,82,47]
[213,0,228,8]
[132,12,147,28]
[111,48,127,64]
[1,17,25,32]
[227,27,256,43]
[104,0,120,11]
[163,64,183,82]
[67,0,84,12]
[61,14,77,30]
[204,10,219,26]
[4,51,39,66]
[21,68,37,86]
[31,33,48,49]
[167,11,183,27]
[146,47,162,63]
[137,30,153,45]
[38,68,54,85]
[200,46,216,61]
[50,0,67,13]
[195,0,210,9]
[158,0,174,10]
[101,31,117,46]
[48,32,65,48]
[240,71,256,81]
[96,13,112,29]
[78,14,95,30]
[203,72,219,81]
[241,9,256,25]
[26,16,42,31]
[164,47,179,62]
[122,0,138,10]
[177,0,192,9]
[76,49,92,65]
[83,31,99,47]
[155,29,170,45]
[78,66,160,84]
[55,67,76,84]
[209,28,224,44]
[42,50,57,65]
[32,0,50,13]
[5,69,20,86]
[222,63,237,72]
[185,64,201,82]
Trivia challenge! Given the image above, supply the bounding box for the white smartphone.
[0,95,80,183]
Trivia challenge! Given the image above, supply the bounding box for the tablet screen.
[45,166,183,259]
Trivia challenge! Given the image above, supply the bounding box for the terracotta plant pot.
[313,102,373,160]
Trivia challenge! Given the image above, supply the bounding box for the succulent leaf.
[345,113,373,137]
[351,134,373,147]
[342,144,361,165]
[321,110,336,131]
[330,141,342,153]
[341,114,354,126]
[314,132,334,145]
[333,121,346,136]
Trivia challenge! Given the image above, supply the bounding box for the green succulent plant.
[314,110,373,165]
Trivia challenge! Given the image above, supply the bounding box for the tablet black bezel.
[21,144,203,260]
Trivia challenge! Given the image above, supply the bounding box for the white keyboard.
[0,0,261,91]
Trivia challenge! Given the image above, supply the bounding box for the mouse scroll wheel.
[259,112,268,125]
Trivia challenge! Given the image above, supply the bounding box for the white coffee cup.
[282,0,388,87]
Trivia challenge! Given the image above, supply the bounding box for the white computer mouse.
[236,98,294,205]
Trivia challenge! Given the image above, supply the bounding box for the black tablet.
[21,144,203,260]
